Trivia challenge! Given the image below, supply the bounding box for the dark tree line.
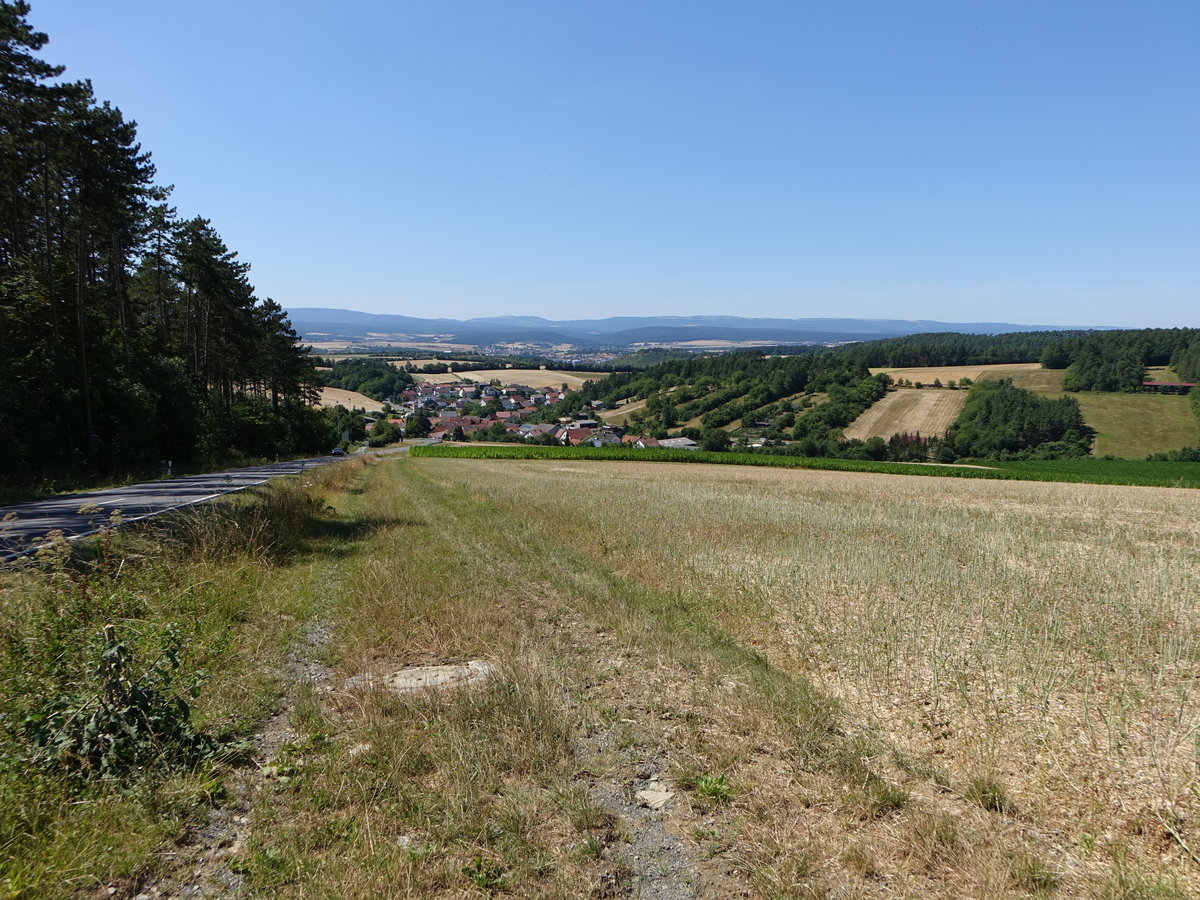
[946,379,1093,459]
[840,331,1080,369]
[0,3,325,484]
[320,358,412,401]
[1041,328,1200,392]
[1169,338,1200,384]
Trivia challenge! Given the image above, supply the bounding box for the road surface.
[0,442,434,561]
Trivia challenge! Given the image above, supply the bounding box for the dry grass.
[387,358,478,368]
[22,454,1196,896]
[442,368,609,389]
[416,457,1200,897]
[872,362,1047,385]
[317,386,387,412]
[843,388,967,440]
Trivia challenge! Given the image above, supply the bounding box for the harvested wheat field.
[410,370,465,383]
[871,362,1043,382]
[317,386,386,413]
[406,457,1200,898]
[843,388,967,440]
[872,362,1067,392]
[388,358,479,369]
[451,368,608,388]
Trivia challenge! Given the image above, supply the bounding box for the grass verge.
[0,459,369,896]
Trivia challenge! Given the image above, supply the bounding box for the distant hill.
[286,308,1107,350]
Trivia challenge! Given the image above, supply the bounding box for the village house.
[658,437,699,450]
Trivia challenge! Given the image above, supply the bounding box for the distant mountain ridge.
[286,307,1110,350]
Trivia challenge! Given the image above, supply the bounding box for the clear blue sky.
[31,1,1199,327]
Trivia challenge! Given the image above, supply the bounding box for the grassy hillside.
[4,457,1199,896]
[1074,393,1200,458]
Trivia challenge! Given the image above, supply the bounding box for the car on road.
[331,447,346,457]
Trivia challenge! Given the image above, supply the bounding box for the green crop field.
[412,443,1200,488]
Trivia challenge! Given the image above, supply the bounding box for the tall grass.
[0,462,360,895]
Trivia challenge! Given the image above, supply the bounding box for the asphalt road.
[0,442,433,562]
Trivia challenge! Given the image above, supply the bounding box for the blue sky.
[31,1,1199,327]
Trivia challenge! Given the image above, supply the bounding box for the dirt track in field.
[843,388,966,440]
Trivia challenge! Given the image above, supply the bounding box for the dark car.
[331,447,346,457]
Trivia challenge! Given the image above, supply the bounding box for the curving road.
[0,442,434,562]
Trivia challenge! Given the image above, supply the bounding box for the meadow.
[1073,393,1200,458]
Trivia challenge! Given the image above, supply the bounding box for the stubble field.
[417,457,1200,897]
[317,386,386,413]
[842,388,967,440]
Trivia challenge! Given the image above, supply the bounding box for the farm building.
[1141,381,1196,394]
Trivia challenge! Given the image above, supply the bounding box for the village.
[368,378,701,450]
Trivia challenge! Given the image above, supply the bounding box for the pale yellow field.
[871,361,1066,392]
[412,371,465,384]
[598,397,648,425]
[307,340,477,352]
[446,368,608,389]
[418,457,1200,896]
[843,388,967,440]
[871,362,1040,380]
[388,359,478,369]
[317,386,386,413]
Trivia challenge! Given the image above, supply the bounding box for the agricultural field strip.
[843,389,967,441]
[411,444,1200,489]
[413,368,609,389]
[870,362,1044,383]
[317,387,388,413]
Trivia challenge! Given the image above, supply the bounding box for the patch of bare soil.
[542,608,752,900]
[128,623,332,899]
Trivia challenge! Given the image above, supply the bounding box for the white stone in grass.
[345,660,496,694]
[636,789,675,810]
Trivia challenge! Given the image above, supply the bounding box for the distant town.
[378,378,700,450]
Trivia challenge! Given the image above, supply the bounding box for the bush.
[13,625,220,781]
